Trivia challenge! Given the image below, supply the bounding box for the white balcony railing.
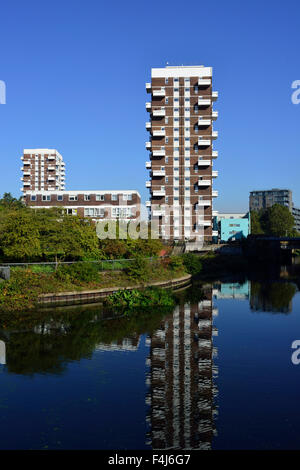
[198,159,211,166]
[197,200,211,207]
[152,109,165,117]
[152,129,165,137]
[212,111,218,120]
[198,97,211,106]
[146,102,151,111]
[212,230,218,237]
[212,170,218,178]
[145,142,151,150]
[198,179,211,186]
[212,130,218,139]
[212,150,218,158]
[152,169,165,177]
[145,201,151,207]
[146,82,151,92]
[212,91,218,101]
[152,189,166,197]
[153,88,165,97]
[146,122,151,130]
[145,161,151,169]
[212,211,218,217]
[198,220,212,227]
[212,190,218,197]
[152,209,164,217]
[152,149,165,157]
[198,138,211,147]
[198,78,211,86]
[198,118,211,126]
[145,181,151,188]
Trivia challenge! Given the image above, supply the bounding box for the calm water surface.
[0,278,300,449]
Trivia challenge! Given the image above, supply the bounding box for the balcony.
[212,230,218,237]
[152,129,165,137]
[152,149,165,157]
[212,170,218,178]
[212,190,218,197]
[198,159,211,166]
[152,109,165,117]
[145,181,151,188]
[198,220,212,227]
[48,166,55,171]
[152,169,165,177]
[152,189,166,197]
[146,122,151,130]
[198,117,211,127]
[198,78,211,86]
[212,91,218,101]
[145,161,151,169]
[212,111,218,120]
[145,201,151,207]
[198,179,211,186]
[152,209,164,217]
[146,82,151,92]
[153,88,165,97]
[48,155,55,160]
[23,171,30,176]
[23,182,30,186]
[146,102,151,111]
[212,150,218,158]
[212,211,218,217]
[145,141,151,150]
[197,200,211,207]
[198,97,211,107]
[198,138,211,147]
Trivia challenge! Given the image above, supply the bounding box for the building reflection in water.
[95,335,141,352]
[0,340,6,365]
[145,287,218,450]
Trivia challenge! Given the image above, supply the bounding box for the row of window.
[31,194,133,202]
[83,207,133,217]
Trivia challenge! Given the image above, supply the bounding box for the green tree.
[265,204,295,237]
[250,210,264,235]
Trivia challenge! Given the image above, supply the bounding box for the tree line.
[250,204,298,237]
[0,193,164,262]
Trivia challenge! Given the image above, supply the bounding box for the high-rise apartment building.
[20,149,65,193]
[145,65,219,243]
[249,189,292,212]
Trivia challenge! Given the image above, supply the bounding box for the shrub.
[105,287,175,310]
[168,256,184,271]
[125,256,151,281]
[56,262,100,283]
[182,253,202,275]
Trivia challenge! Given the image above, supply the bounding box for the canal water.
[0,278,300,450]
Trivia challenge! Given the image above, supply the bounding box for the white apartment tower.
[20,149,66,193]
[145,66,219,243]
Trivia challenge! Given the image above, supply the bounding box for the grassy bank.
[0,257,187,312]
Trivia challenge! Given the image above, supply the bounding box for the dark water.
[0,277,300,449]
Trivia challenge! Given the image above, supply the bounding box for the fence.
[0,257,166,273]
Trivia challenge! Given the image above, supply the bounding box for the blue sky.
[0,0,300,211]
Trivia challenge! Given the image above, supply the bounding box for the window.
[166,137,169,143]
[96,195,105,201]
[111,194,118,201]
[165,196,169,203]
[166,98,169,104]
[69,195,78,201]
[165,78,168,84]
[42,195,51,201]
[166,177,168,183]
[194,85,199,93]
[123,194,132,201]
[165,117,168,124]
[166,157,168,163]
[84,195,90,201]
[174,98,179,103]
[57,195,63,201]
[31,195,36,201]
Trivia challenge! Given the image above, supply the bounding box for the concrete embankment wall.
[38,274,192,307]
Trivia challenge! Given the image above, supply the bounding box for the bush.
[182,253,202,275]
[105,287,175,310]
[125,256,151,281]
[168,256,184,271]
[56,262,100,283]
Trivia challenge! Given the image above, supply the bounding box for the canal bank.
[37,274,192,307]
